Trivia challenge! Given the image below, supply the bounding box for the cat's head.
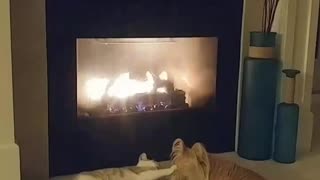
[170,139,210,180]
[136,153,159,168]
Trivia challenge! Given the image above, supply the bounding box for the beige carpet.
[218,152,320,180]
[51,152,320,180]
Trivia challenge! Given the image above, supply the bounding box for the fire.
[159,71,168,80]
[85,71,169,100]
[156,87,167,93]
[107,71,154,98]
[85,78,109,101]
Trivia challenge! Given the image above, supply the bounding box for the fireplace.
[77,37,217,117]
[47,0,244,177]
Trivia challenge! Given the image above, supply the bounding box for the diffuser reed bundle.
[262,0,280,32]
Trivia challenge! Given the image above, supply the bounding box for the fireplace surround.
[47,0,244,177]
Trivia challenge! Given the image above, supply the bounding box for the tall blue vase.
[238,32,278,160]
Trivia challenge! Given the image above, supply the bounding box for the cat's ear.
[139,152,148,161]
[191,143,210,179]
[137,153,159,168]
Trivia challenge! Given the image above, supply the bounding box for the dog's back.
[208,155,266,180]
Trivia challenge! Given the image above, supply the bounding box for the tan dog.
[170,139,266,180]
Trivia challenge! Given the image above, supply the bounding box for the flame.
[156,87,167,93]
[107,71,155,98]
[182,76,191,87]
[159,71,168,80]
[85,78,109,101]
[85,71,171,100]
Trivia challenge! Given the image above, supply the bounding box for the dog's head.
[170,139,210,180]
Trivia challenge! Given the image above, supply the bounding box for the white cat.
[76,153,176,180]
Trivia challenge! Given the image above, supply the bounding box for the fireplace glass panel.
[77,37,217,117]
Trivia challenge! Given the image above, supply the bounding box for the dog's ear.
[191,143,210,179]
[171,138,186,161]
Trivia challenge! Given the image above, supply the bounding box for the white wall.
[10,0,49,179]
[0,0,21,179]
[290,0,319,154]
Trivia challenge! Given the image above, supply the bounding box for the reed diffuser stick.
[263,0,267,32]
[262,0,280,32]
[269,0,280,32]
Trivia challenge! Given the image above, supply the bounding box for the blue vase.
[238,31,278,160]
[273,69,300,163]
[273,103,299,163]
[238,58,278,160]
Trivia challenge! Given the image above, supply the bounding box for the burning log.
[155,80,174,93]
[103,89,188,113]
[79,71,189,116]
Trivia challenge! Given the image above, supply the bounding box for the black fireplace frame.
[47,0,244,176]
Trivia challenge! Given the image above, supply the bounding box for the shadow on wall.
[313,60,320,94]
[312,60,320,151]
